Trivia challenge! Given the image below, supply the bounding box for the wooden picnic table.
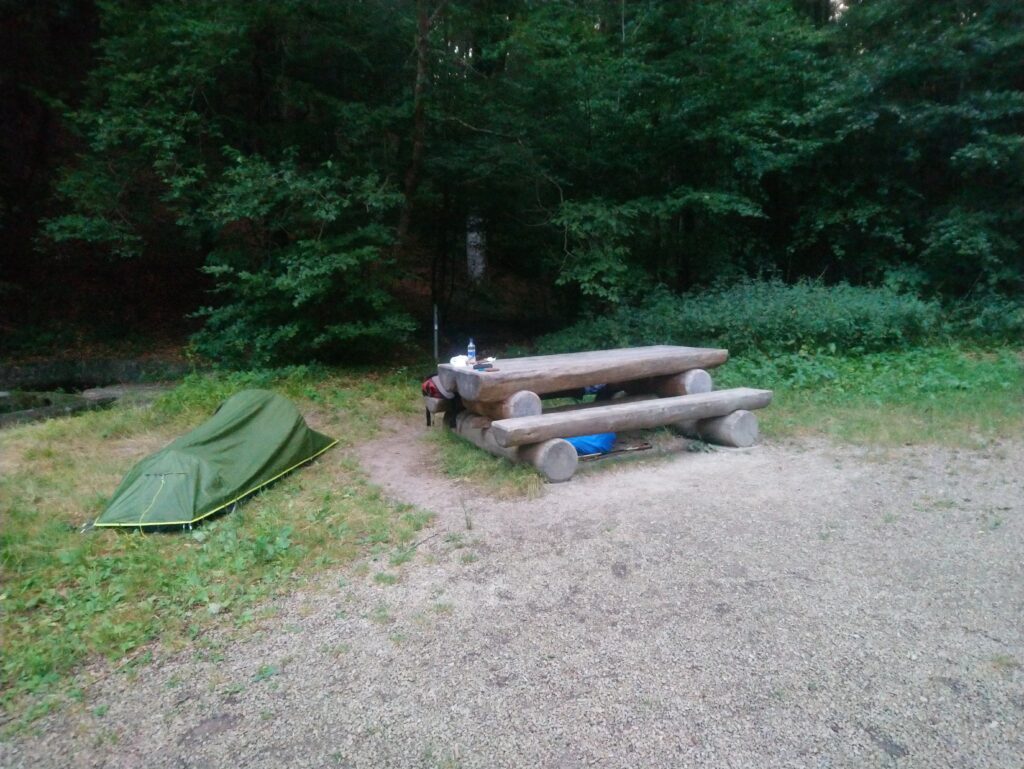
[437,345,729,401]
[429,345,772,483]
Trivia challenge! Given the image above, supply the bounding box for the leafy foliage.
[538,279,939,356]
[9,0,1024,357]
[790,0,1024,296]
[191,152,411,365]
[41,0,414,364]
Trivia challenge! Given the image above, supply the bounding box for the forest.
[2,0,1022,363]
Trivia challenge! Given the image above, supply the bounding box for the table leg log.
[462,390,542,420]
[454,411,578,482]
[654,368,713,396]
[677,409,760,448]
[613,368,713,398]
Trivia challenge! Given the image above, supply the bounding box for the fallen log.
[454,411,578,482]
[489,388,773,448]
[462,390,541,420]
[677,409,760,448]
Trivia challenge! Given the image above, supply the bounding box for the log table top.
[437,345,729,402]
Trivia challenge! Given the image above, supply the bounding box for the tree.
[30,0,1024,362]
[43,0,416,364]
[790,0,1024,297]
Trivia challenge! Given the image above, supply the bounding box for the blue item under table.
[565,432,616,455]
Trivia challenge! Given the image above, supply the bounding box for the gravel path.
[3,424,1022,768]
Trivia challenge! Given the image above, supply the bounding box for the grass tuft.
[716,346,1024,446]
[426,428,545,498]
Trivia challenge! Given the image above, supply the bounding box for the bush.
[945,294,1024,343]
[537,279,940,355]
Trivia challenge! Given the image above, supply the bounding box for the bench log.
[490,388,773,448]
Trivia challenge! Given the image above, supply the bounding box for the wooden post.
[677,409,760,448]
[454,411,578,482]
[518,440,578,483]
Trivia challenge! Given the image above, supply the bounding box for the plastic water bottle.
[467,338,477,364]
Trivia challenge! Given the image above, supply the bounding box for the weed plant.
[538,279,940,356]
[534,279,1022,445]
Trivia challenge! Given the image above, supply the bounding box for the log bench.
[489,388,773,447]
[428,345,772,482]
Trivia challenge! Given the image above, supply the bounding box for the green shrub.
[945,294,1024,343]
[188,153,414,367]
[537,279,940,355]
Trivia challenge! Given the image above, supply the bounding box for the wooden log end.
[679,409,760,448]
[519,439,579,482]
[681,368,713,394]
[654,368,713,397]
[463,390,541,420]
[436,368,459,395]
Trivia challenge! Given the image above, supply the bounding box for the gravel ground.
[3,424,1022,769]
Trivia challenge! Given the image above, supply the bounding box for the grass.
[1,344,1021,729]
[0,364,429,728]
[716,346,1024,446]
[426,427,545,498]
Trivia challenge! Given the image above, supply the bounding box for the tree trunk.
[466,212,486,281]
[397,0,446,250]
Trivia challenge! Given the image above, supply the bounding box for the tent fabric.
[95,389,336,529]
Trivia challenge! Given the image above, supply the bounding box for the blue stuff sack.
[565,432,616,455]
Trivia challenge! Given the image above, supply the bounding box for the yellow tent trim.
[93,438,339,528]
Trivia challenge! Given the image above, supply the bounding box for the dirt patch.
[3,420,1023,768]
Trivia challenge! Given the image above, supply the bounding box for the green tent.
[95,389,336,529]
